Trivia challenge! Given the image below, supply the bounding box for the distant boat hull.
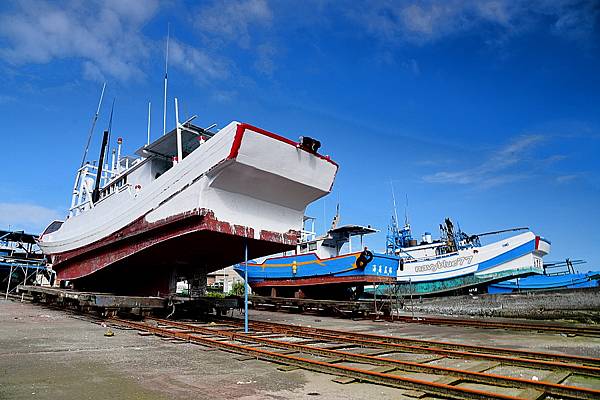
[367,232,550,297]
[487,271,600,293]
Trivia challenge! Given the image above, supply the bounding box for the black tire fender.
[356,249,374,269]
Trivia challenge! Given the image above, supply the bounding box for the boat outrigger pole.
[473,227,529,237]
[163,24,170,136]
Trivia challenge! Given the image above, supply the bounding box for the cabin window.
[42,220,63,235]
[299,243,308,253]
[308,242,317,251]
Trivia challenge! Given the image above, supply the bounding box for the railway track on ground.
[389,315,600,336]
[223,317,600,370]
[250,295,600,336]
[109,316,600,399]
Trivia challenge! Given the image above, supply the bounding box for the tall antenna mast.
[405,194,409,226]
[163,24,170,136]
[174,97,182,162]
[147,101,151,145]
[80,82,106,168]
[390,181,399,227]
[105,98,116,176]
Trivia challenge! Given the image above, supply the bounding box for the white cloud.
[423,134,548,187]
[254,43,278,75]
[556,174,578,183]
[0,94,16,104]
[0,0,159,82]
[346,0,598,46]
[169,40,230,83]
[0,202,62,234]
[195,0,273,49]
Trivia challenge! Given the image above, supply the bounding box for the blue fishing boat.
[374,217,551,296]
[234,217,398,299]
[235,210,551,299]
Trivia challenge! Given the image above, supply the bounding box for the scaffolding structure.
[1,229,53,299]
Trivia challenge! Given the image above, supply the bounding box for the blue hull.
[487,271,600,293]
[234,251,399,285]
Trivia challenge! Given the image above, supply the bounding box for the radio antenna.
[105,98,116,168]
[163,23,170,136]
[80,82,106,168]
[404,194,409,226]
[390,181,399,227]
[147,101,151,145]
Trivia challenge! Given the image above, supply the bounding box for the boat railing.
[69,159,136,217]
[402,249,461,264]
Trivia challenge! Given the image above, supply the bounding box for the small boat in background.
[234,214,399,299]
[238,212,552,299]
[1,229,53,296]
[487,259,600,293]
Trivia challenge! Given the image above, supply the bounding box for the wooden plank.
[236,356,258,361]
[433,376,461,385]
[514,371,571,400]
[332,376,356,384]
[361,349,397,357]
[463,361,500,372]
[541,370,571,384]
[515,388,544,400]
[278,365,300,371]
[320,344,353,350]
[369,366,397,374]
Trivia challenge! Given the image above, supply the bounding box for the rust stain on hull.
[50,208,298,290]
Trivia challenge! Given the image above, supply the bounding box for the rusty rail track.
[146,317,600,399]
[252,295,600,336]
[222,317,600,369]
[111,317,521,400]
[16,291,600,398]
[389,315,600,336]
[110,317,600,399]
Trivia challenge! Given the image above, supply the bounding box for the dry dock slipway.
[3,118,600,399]
[2,296,600,399]
[3,114,600,399]
[2,89,600,400]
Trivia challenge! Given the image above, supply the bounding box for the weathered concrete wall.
[399,287,600,321]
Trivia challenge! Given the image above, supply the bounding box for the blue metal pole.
[244,241,249,333]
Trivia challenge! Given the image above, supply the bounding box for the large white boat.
[39,115,338,295]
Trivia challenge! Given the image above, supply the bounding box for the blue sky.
[1,1,599,270]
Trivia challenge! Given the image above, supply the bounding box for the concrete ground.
[1,299,599,400]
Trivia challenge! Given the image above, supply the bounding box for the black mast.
[92,130,109,203]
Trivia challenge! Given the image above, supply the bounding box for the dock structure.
[17,285,240,318]
[17,285,166,316]
[1,229,53,299]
